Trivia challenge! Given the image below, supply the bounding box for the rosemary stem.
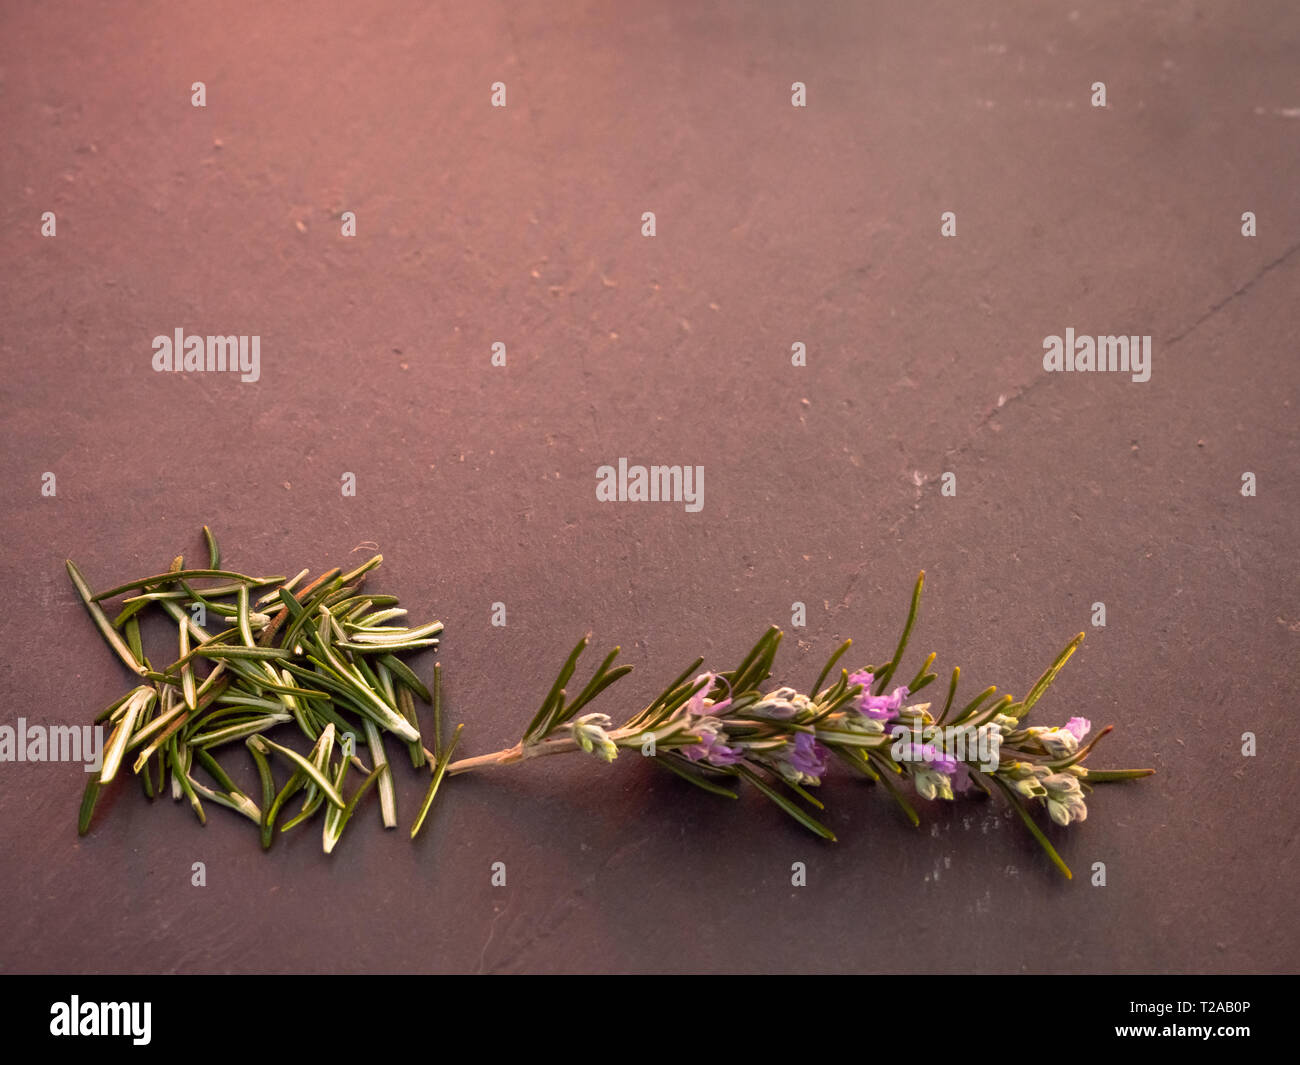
[443,727,644,776]
[442,748,523,775]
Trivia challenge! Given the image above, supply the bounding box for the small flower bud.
[570,713,618,763]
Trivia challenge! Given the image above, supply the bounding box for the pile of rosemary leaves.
[70,527,459,852]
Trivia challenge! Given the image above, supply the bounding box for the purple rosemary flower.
[765,730,829,786]
[682,717,744,767]
[684,672,732,717]
[847,668,873,691]
[848,669,909,722]
[895,740,958,775]
[788,731,829,779]
[1064,717,1091,742]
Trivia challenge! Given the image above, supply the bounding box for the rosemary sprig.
[442,571,1153,878]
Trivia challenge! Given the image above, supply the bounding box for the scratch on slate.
[1165,238,1300,346]
[478,898,510,974]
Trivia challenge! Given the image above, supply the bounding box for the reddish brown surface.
[1,2,1296,973]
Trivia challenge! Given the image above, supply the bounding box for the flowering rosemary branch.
[447,572,1153,879]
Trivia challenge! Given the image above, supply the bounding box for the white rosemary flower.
[569,713,618,763]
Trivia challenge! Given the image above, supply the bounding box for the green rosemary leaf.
[277,666,320,741]
[100,687,151,784]
[126,695,189,752]
[323,762,390,854]
[191,747,260,820]
[309,634,420,743]
[168,741,206,825]
[78,775,102,835]
[228,670,330,700]
[936,666,960,725]
[410,723,464,840]
[1081,768,1156,782]
[161,626,241,674]
[735,764,836,840]
[522,636,589,744]
[1011,632,1085,722]
[186,704,266,731]
[378,654,432,703]
[873,571,924,695]
[829,745,880,781]
[178,617,198,711]
[139,750,156,799]
[285,725,337,828]
[349,606,406,626]
[804,678,860,725]
[952,693,1013,735]
[196,645,293,662]
[951,685,998,726]
[93,689,135,725]
[202,525,220,569]
[725,628,777,693]
[236,584,256,647]
[186,776,260,823]
[558,646,632,723]
[209,693,285,713]
[123,581,268,606]
[297,695,370,753]
[255,568,309,609]
[246,737,277,847]
[66,560,148,677]
[867,753,921,827]
[361,718,397,829]
[320,585,365,615]
[281,660,357,703]
[190,714,293,749]
[824,668,851,703]
[192,748,241,795]
[339,554,383,585]
[332,639,439,654]
[111,597,151,629]
[334,595,398,620]
[636,656,706,726]
[651,754,739,798]
[349,655,382,716]
[372,661,417,766]
[811,728,891,749]
[632,672,710,733]
[905,652,937,694]
[248,735,345,809]
[123,616,146,667]
[347,620,444,644]
[813,639,852,697]
[725,627,783,695]
[262,768,306,848]
[780,775,825,810]
[992,776,1073,879]
[277,570,342,650]
[278,802,315,833]
[431,663,442,760]
[263,585,305,650]
[397,685,425,768]
[90,569,286,602]
[131,704,193,775]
